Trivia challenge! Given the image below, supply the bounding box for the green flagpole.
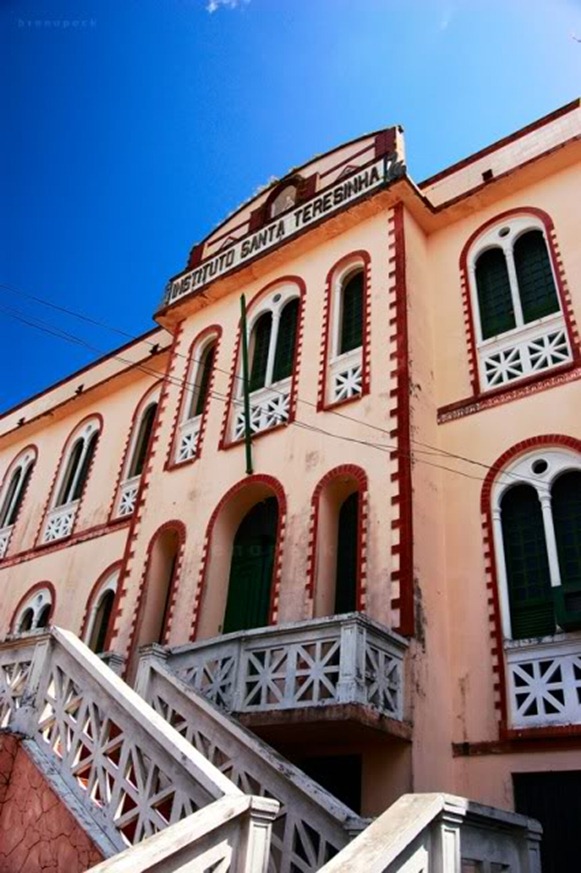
[240,294,254,475]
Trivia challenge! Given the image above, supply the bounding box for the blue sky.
[2,0,581,412]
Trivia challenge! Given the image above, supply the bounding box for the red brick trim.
[108,323,185,664]
[389,204,414,636]
[108,381,163,522]
[190,475,287,640]
[79,561,123,644]
[305,465,369,611]
[317,251,371,412]
[459,206,580,397]
[219,277,305,450]
[166,325,223,471]
[480,434,581,732]
[0,518,130,568]
[125,520,187,661]
[419,98,580,189]
[10,581,56,632]
[34,413,104,547]
[453,730,581,756]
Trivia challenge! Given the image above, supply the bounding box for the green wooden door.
[223,498,277,633]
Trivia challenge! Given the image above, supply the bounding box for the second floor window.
[174,331,220,464]
[0,448,36,558]
[113,387,160,517]
[467,215,571,391]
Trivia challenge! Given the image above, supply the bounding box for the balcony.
[232,377,292,441]
[41,500,79,543]
[478,313,571,390]
[329,347,363,403]
[113,474,141,518]
[157,613,409,738]
[506,632,581,729]
[175,414,202,463]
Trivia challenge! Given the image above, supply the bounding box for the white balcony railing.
[506,632,581,728]
[114,474,141,518]
[0,524,13,559]
[232,378,292,441]
[136,650,366,872]
[175,414,202,463]
[161,613,407,721]
[41,500,79,543]
[479,313,571,390]
[329,347,363,404]
[0,628,277,864]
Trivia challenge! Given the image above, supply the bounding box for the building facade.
[1,99,581,870]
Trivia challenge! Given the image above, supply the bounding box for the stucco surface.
[0,735,103,872]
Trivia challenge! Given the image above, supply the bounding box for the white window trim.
[467,217,570,391]
[53,418,100,509]
[84,570,119,650]
[326,260,366,406]
[182,334,218,423]
[491,448,581,640]
[14,587,52,634]
[0,449,36,556]
[174,335,218,465]
[114,390,160,516]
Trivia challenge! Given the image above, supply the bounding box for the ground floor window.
[513,770,581,873]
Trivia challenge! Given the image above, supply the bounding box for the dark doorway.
[297,755,362,814]
[334,491,359,614]
[513,770,581,873]
[223,498,278,633]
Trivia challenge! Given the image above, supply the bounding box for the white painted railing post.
[235,797,279,873]
[231,638,246,712]
[134,643,169,698]
[100,651,125,676]
[337,617,365,704]
[526,824,543,873]
[431,807,462,873]
[8,637,50,735]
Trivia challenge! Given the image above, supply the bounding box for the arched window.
[13,586,53,634]
[322,256,369,409]
[468,215,570,391]
[492,450,581,640]
[311,468,366,619]
[128,402,157,479]
[135,525,182,651]
[84,569,119,654]
[114,387,160,517]
[223,498,278,633]
[174,331,220,465]
[0,447,36,558]
[232,284,301,441]
[41,418,100,543]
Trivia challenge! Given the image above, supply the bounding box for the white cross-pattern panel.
[42,501,78,543]
[506,636,581,727]
[479,316,571,390]
[329,347,363,403]
[232,380,291,441]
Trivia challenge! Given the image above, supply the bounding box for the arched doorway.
[223,497,278,633]
[334,491,359,614]
[138,526,181,649]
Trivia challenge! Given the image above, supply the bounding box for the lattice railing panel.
[42,501,78,542]
[506,636,581,728]
[115,475,141,518]
[479,316,571,390]
[232,379,291,441]
[329,347,363,403]
[176,415,202,463]
[140,661,356,873]
[0,649,34,727]
[168,615,406,720]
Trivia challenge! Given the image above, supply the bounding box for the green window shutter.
[552,472,581,591]
[334,491,359,614]
[475,248,515,339]
[129,403,157,478]
[58,439,84,505]
[272,298,299,384]
[0,468,22,527]
[249,313,272,392]
[514,230,559,324]
[340,272,364,354]
[501,484,555,639]
[72,431,99,502]
[223,498,277,633]
[192,343,216,418]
